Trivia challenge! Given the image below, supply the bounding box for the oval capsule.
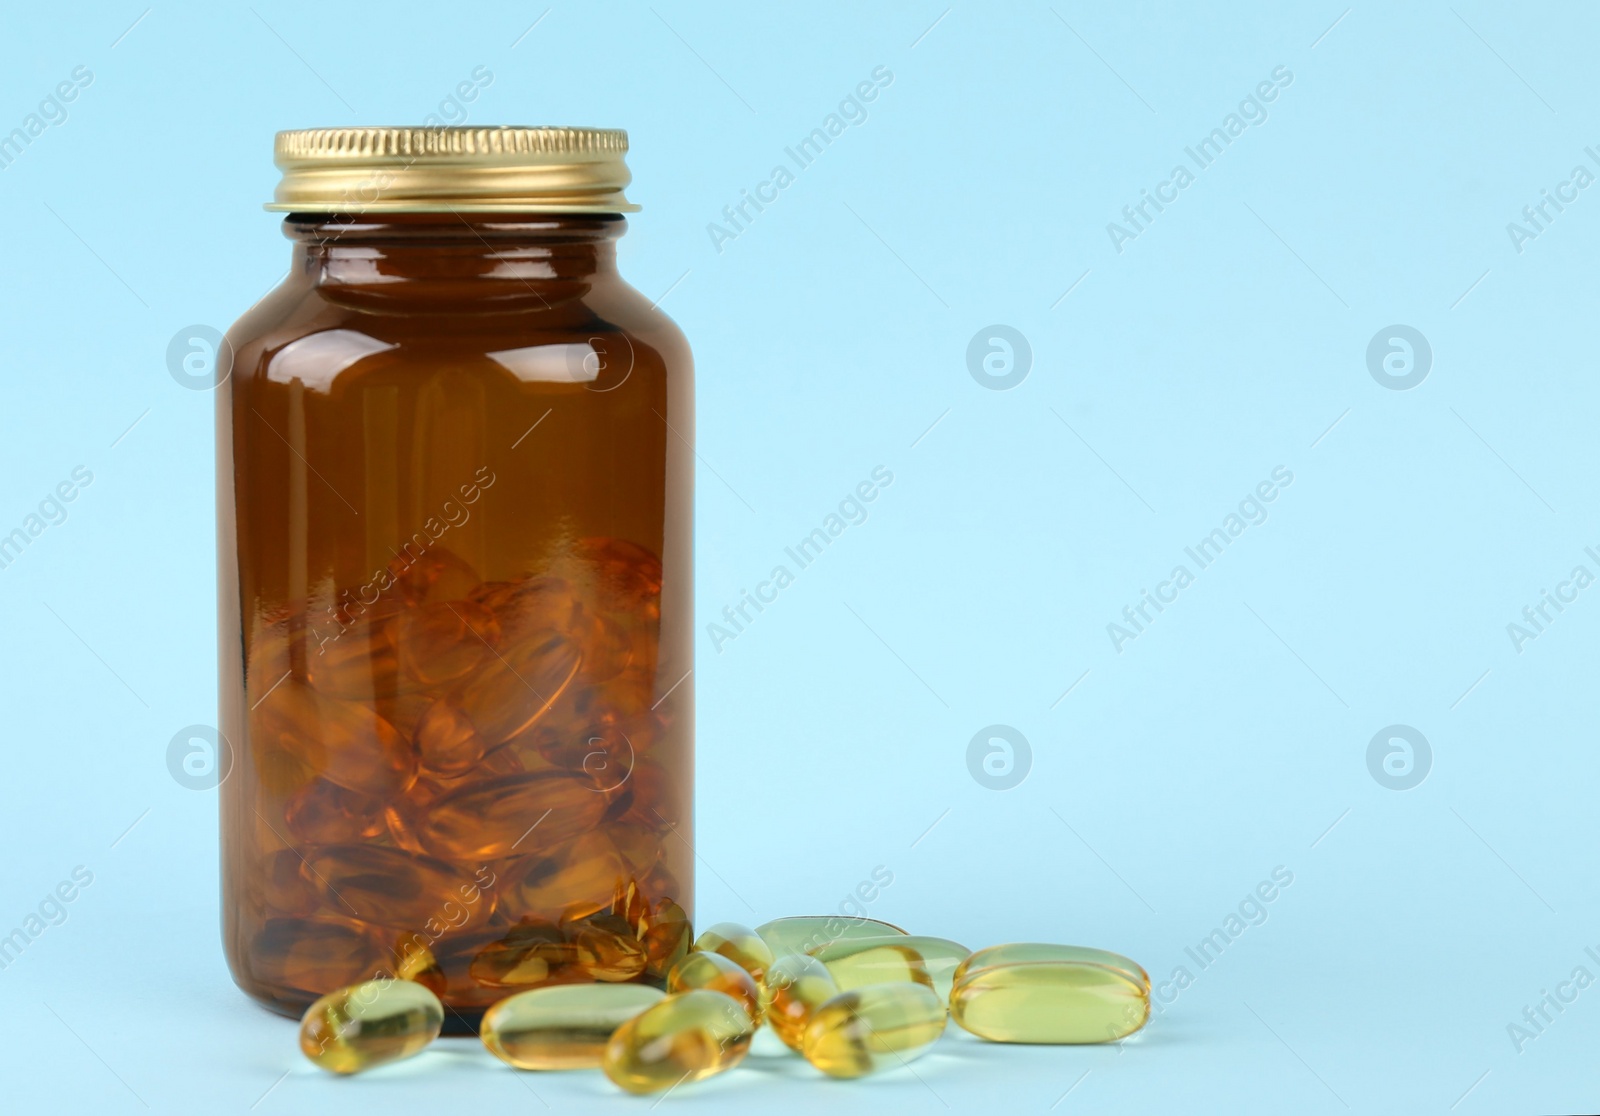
[952,943,1150,992]
[482,983,666,1070]
[755,915,907,959]
[693,921,775,984]
[809,935,969,1001]
[601,990,755,1095]
[950,961,1150,1044]
[761,953,839,1051]
[802,983,947,1078]
[299,978,444,1074]
[668,951,763,1022]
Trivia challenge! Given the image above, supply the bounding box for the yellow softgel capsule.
[693,921,776,983]
[809,935,969,1001]
[601,990,755,1095]
[667,950,763,1022]
[952,943,1150,992]
[950,961,1149,1044]
[298,978,444,1074]
[761,953,839,1051]
[755,915,907,959]
[481,983,666,1070]
[802,983,947,1078]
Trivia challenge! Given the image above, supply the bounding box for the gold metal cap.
[266,126,639,213]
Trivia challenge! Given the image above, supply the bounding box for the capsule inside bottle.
[299,978,444,1074]
[481,983,666,1070]
[601,990,755,1095]
[802,982,947,1079]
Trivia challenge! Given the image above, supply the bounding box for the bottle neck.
[284,212,625,310]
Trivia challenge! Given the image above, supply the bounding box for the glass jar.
[217,127,694,1031]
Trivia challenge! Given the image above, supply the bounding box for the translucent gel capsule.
[303,844,494,930]
[453,631,583,745]
[483,575,583,645]
[482,983,666,1070]
[802,983,947,1079]
[810,935,970,1002]
[283,779,386,844]
[420,770,609,860]
[950,961,1150,1044]
[255,682,417,797]
[638,898,692,979]
[755,915,908,960]
[304,613,406,699]
[569,915,649,981]
[252,916,386,994]
[415,699,488,777]
[601,990,754,1095]
[390,547,479,606]
[300,978,444,1074]
[397,601,497,686]
[762,954,839,1051]
[951,943,1150,993]
[574,536,662,618]
[512,830,626,922]
[253,848,317,916]
[393,937,447,997]
[668,951,763,1023]
[469,919,582,989]
[693,921,775,984]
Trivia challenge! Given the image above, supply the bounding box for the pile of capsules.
[298,913,1151,1092]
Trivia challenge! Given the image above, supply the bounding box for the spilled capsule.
[755,915,907,959]
[668,950,763,1022]
[950,960,1150,1044]
[481,983,666,1070]
[601,990,755,1095]
[761,953,839,1051]
[952,942,1150,992]
[802,982,947,1078]
[299,979,444,1074]
[809,935,970,1001]
[693,921,775,984]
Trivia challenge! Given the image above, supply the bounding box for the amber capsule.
[415,700,489,777]
[254,682,416,797]
[762,954,839,1051]
[397,601,497,686]
[304,612,406,699]
[302,844,493,930]
[420,770,609,860]
[511,830,628,922]
[300,978,444,1074]
[389,547,480,606]
[568,916,649,982]
[755,915,907,959]
[810,935,969,1001]
[668,951,762,1022]
[470,919,580,989]
[639,898,692,978]
[952,943,1150,992]
[483,575,584,644]
[950,961,1150,1043]
[251,916,386,994]
[692,922,774,984]
[574,536,663,617]
[453,630,583,746]
[802,983,947,1078]
[601,990,754,1095]
[253,848,317,916]
[482,983,666,1070]
[283,779,386,844]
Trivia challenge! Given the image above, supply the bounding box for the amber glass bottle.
[217,128,693,1031]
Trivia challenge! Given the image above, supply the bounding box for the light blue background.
[0,2,1593,1112]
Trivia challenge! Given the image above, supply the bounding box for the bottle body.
[217,213,693,1028]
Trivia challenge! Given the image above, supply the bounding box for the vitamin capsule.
[397,600,497,686]
[802,983,947,1078]
[303,844,494,930]
[283,779,386,844]
[693,921,775,984]
[810,935,970,1001]
[639,898,692,978]
[253,848,317,916]
[668,951,762,1022]
[482,575,584,644]
[755,915,907,959]
[300,978,444,1074]
[252,916,386,994]
[482,983,666,1070]
[951,943,1150,993]
[393,937,447,997]
[390,547,480,606]
[420,770,609,860]
[601,990,754,1095]
[574,536,663,617]
[303,612,406,699]
[452,631,583,746]
[469,919,573,988]
[254,682,416,797]
[568,916,649,982]
[950,961,1149,1044]
[511,830,626,921]
[415,700,489,777]
[761,953,839,1051]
